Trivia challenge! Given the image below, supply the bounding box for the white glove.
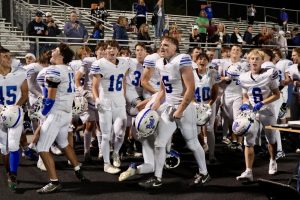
[95,98,104,112]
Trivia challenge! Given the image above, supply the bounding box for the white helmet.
[232,110,259,136]
[164,149,180,169]
[194,103,212,126]
[29,97,43,120]
[134,108,160,138]
[126,98,141,117]
[226,64,242,80]
[72,96,88,115]
[1,105,23,128]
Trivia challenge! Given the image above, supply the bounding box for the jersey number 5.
[162,76,172,93]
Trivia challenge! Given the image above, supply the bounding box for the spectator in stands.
[43,12,61,51]
[207,20,217,43]
[204,1,213,25]
[27,11,48,56]
[137,23,151,45]
[292,28,300,46]
[63,11,88,52]
[135,0,147,30]
[189,25,201,51]
[247,4,256,25]
[90,3,98,25]
[279,8,288,32]
[195,10,209,45]
[91,21,105,40]
[243,25,253,45]
[252,25,270,46]
[153,0,165,38]
[169,23,181,42]
[96,1,109,22]
[113,16,128,45]
[230,26,245,44]
[163,29,169,37]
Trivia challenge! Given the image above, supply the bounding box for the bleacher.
[3,0,297,56]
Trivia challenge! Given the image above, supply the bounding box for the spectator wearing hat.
[279,8,288,32]
[64,11,88,52]
[43,12,61,51]
[27,11,48,56]
[189,25,201,51]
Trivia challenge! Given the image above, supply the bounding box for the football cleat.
[236,170,253,182]
[139,176,162,189]
[36,182,62,194]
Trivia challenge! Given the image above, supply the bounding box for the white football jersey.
[218,59,249,98]
[126,57,144,97]
[0,62,26,106]
[91,57,129,107]
[210,58,229,70]
[275,59,293,82]
[239,68,279,106]
[261,61,275,69]
[45,65,75,113]
[79,57,97,91]
[143,53,161,97]
[24,63,43,99]
[287,64,300,80]
[193,68,221,104]
[156,54,193,105]
[69,59,83,72]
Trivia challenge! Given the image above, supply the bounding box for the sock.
[9,150,20,174]
[50,179,59,184]
[246,168,252,172]
[96,130,102,152]
[83,131,92,154]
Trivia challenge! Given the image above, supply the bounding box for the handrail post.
[36,37,39,58]
[64,3,66,23]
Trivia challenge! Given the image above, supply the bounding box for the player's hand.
[173,109,183,119]
[95,98,104,112]
[240,103,250,111]
[150,100,160,111]
[253,102,264,112]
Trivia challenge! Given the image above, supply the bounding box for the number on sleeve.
[67,72,75,93]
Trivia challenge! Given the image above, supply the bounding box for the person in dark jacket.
[112,16,128,45]
[243,25,253,45]
[135,0,147,30]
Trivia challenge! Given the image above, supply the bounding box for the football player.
[237,49,280,182]
[36,43,89,194]
[0,47,28,190]
[91,40,129,174]
[139,36,210,188]
[194,53,220,163]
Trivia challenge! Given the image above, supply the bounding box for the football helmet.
[226,64,242,80]
[72,95,88,115]
[164,149,180,169]
[29,97,43,120]
[1,105,23,128]
[134,108,159,138]
[194,103,212,126]
[232,110,259,136]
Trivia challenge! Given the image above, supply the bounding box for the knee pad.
[102,132,111,142]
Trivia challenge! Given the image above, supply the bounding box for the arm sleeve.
[179,54,192,69]
[45,67,61,88]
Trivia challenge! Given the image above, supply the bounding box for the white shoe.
[50,145,62,155]
[118,165,137,181]
[37,157,47,171]
[112,153,121,168]
[268,160,277,175]
[104,164,120,174]
[236,170,253,182]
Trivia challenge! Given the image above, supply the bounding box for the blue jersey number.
[67,72,76,93]
[252,87,263,103]
[162,76,172,93]
[0,86,17,105]
[108,74,124,92]
[131,71,141,86]
[195,87,210,102]
[278,70,282,82]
